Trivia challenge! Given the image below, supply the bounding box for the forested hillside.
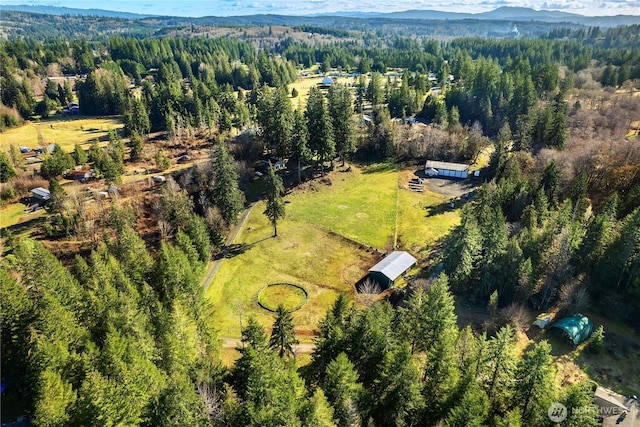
[1,9,639,426]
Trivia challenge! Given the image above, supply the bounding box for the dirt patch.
[337,204,348,209]
[423,177,479,198]
[356,212,367,218]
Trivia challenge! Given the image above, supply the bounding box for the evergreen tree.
[41,144,75,179]
[545,92,568,149]
[32,369,77,427]
[257,85,293,158]
[269,305,299,358]
[291,108,311,184]
[444,381,489,427]
[513,340,555,424]
[211,140,244,226]
[561,382,599,427]
[444,206,482,290]
[72,144,88,166]
[300,388,337,427]
[323,353,365,427]
[129,132,144,161]
[306,86,335,174]
[485,325,517,414]
[374,343,424,427]
[367,72,383,106]
[0,151,16,182]
[421,274,460,422]
[263,162,285,237]
[369,106,394,159]
[328,84,356,166]
[155,149,171,171]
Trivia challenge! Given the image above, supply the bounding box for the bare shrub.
[357,278,382,307]
[11,175,49,198]
[558,276,590,315]
[498,303,529,332]
[197,383,227,425]
[410,277,432,292]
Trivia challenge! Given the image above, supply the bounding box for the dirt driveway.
[423,177,479,198]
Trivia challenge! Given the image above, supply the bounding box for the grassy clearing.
[287,164,398,250]
[288,75,358,106]
[258,283,308,312]
[208,163,468,340]
[0,202,45,229]
[396,171,461,255]
[206,202,377,338]
[0,116,124,153]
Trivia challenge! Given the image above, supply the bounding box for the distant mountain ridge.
[1,4,638,27]
[333,6,639,26]
[0,4,155,19]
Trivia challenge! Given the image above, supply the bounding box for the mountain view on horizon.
[1,1,639,426]
[1,3,639,28]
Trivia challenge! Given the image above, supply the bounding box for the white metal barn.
[424,160,470,179]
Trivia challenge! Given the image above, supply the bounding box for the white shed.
[425,160,470,179]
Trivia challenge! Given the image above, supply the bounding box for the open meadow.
[207,164,464,341]
[0,116,124,152]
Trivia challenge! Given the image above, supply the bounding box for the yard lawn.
[0,116,124,153]
[286,164,399,250]
[0,202,45,229]
[396,171,461,255]
[206,201,378,338]
[207,163,466,340]
[288,75,358,105]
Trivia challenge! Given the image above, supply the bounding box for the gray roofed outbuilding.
[31,187,50,201]
[368,251,417,288]
[424,160,470,171]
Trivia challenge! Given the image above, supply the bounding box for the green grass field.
[396,170,461,255]
[0,202,45,229]
[258,283,308,312]
[287,164,398,250]
[206,202,378,338]
[0,116,124,153]
[207,164,463,339]
[288,75,358,106]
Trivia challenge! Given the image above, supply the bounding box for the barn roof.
[551,314,594,345]
[31,187,50,200]
[369,251,417,282]
[594,387,628,413]
[425,160,470,171]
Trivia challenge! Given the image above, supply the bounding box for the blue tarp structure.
[551,314,594,346]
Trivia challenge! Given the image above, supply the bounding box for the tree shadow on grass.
[216,236,273,259]
[425,201,456,216]
[361,163,397,174]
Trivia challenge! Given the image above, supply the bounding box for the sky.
[0,0,639,17]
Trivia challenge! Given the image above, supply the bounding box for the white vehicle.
[425,168,439,177]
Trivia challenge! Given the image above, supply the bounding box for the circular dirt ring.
[257,283,309,313]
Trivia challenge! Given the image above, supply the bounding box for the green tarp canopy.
[550,314,594,346]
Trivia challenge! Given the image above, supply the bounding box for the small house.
[368,251,417,289]
[68,169,94,182]
[424,160,470,179]
[319,76,334,88]
[550,314,594,347]
[31,187,50,201]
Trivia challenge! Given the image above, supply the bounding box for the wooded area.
[1,9,639,426]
